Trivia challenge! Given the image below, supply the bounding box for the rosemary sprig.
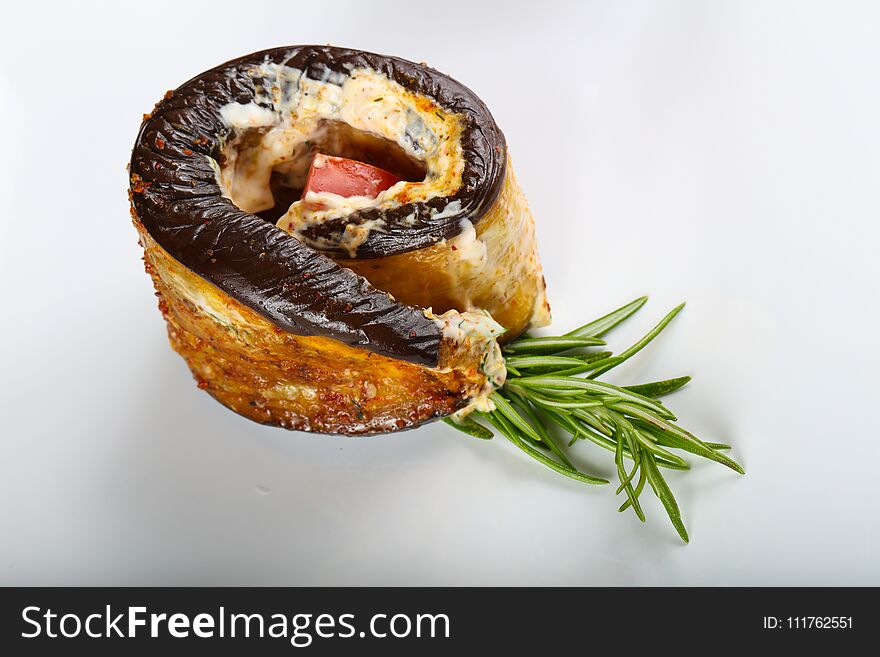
[443,297,744,543]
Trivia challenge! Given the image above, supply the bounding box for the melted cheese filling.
[216,65,466,256]
[428,309,507,418]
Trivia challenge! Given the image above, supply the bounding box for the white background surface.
[1,0,878,585]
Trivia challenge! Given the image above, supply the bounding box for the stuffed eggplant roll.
[129,46,549,434]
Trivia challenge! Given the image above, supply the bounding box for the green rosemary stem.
[443,296,744,543]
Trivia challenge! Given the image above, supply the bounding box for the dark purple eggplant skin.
[129,46,507,367]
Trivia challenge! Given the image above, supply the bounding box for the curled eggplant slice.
[129,45,549,434]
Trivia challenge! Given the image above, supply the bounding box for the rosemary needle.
[588,302,685,379]
[624,376,691,398]
[564,296,648,338]
[505,336,607,355]
[443,416,493,440]
[442,296,744,543]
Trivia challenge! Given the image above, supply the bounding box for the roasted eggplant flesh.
[129,46,549,434]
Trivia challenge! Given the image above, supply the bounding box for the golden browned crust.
[136,225,489,434]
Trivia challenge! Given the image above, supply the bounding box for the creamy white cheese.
[427,308,507,418]
[433,308,504,344]
[450,218,487,267]
[215,64,465,255]
[338,218,388,257]
[219,102,277,129]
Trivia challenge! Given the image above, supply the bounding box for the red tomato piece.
[303,154,402,199]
